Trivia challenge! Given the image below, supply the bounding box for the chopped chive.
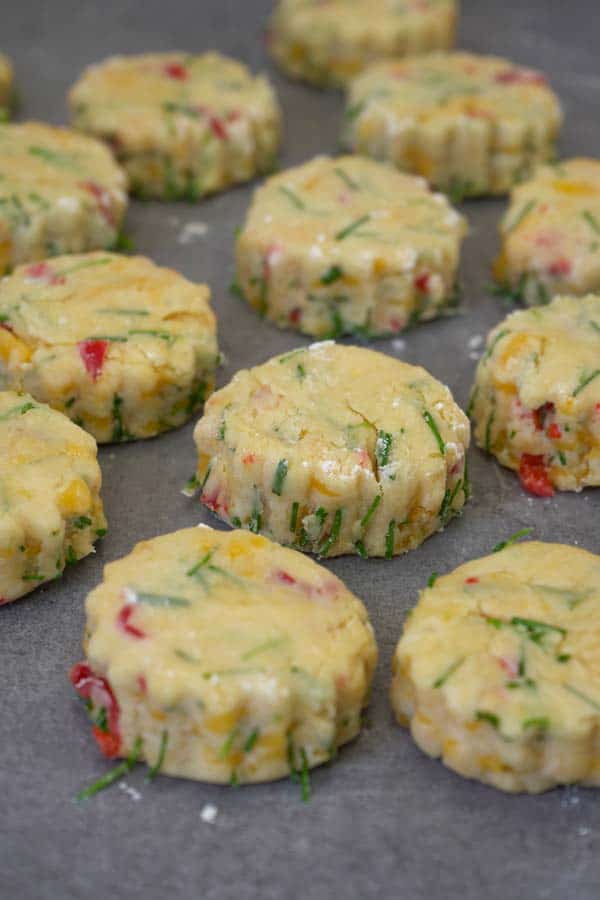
[290,501,299,533]
[249,497,262,534]
[335,214,370,241]
[320,265,343,285]
[582,209,600,236]
[492,527,533,553]
[510,616,566,645]
[59,258,112,277]
[22,573,45,582]
[427,572,439,588]
[96,528,107,538]
[557,653,571,663]
[85,334,128,342]
[229,769,240,787]
[219,727,239,760]
[317,508,343,556]
[135,591,191,608]
[483,328,510,361]
[523,717,550,732]
[72,515,92,530]
[272,459,289,496]
[97,308,150,316]
[333,167,359,191]
[299,748,311,802]
[360,493,381,528]
[243,729,260,753]
[75,736,143,802]
[296,363,306,379]
[278,185,305,210]
[485,408,495,453]
[558,450,567,466]
[385,520,396,559]
[112,230,135,252]
[573,369,600,397]
[182,474,200,498]
[563,684,600,712]
[0,401,36,421]
[422,410,445,454]
[354,539,368,558]
[433,657,465,688]
[345,100,366,120]
[242,637,285,661]
[475,710,500,729]
[186,551,213,577]
[375,430,392,468]
[146,730,168,781]
[128,329,173,342]
[505,200,536,234]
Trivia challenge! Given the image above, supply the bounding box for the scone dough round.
[71,526,377,784]
[0,122,128,275]
[391,541,600,793]
[192,342,470,558]
[494,159,600,304]
[343,52,562,197]
[0,252,218,443]
[235,155,466,338]
[0,54,14,118]
[0,391,105,605]
[470,294,600,495]
[267,0,458,88]
[69,52,281,200]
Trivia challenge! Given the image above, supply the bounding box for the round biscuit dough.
[470,293,600,495]
[71,525,378,784]
[69,52,281,200]
[267,0,458,88]
[192,341,470,558]
[391,541,600,793]
[235,155,466,338]
[0,391,106,605]
[0,252,218,443]
[0,122,128,274]
[343,52,562,197]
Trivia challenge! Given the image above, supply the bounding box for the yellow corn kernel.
[552,180,596,196]
[58,478,92,515]
[151,710,168,722]
[309,475,340,497]
[478,754,511,773]
[0,328,31,365]
[497,332,538,367]
[204,709,240,736]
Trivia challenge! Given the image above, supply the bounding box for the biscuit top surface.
[398,541,600,738]
[86,526,375,707]
[0,252,215,346]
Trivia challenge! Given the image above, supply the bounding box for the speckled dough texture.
[235,155,466,338]
[494,159,600,304]
[470,294,600,496]
[69,52,282,200]
[192,341,470,558]
[267,0,458,88]
[71,526,377,784]
[0,54,13,117]
[0,253,218,443]
[0,391,105,604]
[343,52,563,197]
[391,541,600,793]
[0,122,128,273]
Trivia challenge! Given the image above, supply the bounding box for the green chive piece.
[146,730,168,781]
[582,209,600,236]
[485,408,496,453]
[360,493,381,529]
[299,748,311,803]
[422,410,445,454]
[72,515,92,530]
[573,369,600,397]
[186,551,213,577]
[510,616,566,645]
[385,520,396,559]
[290,501,299,533]
[523,717,550,732]
[0,401,36,421]
[75,736,143,802]
[219,727,239,760]
[333,167,360,191]
[483,328,510,361]
[335,214,370,241]
[563,683,600,712]
[244,729,260,754]
[135,591,191,608]
[354,539,368,559]
[492,527,534,553]
[249,499,262,534]
[375,430,392,468]
[475,710,500,729]
[433,657,465,689]
[272,459,289,496]
[279,185,305,210]
[320,265,343,285]
[427,572,439,588]
[505,200,536,234]
[317,508,343,556]
[242,637,285,661]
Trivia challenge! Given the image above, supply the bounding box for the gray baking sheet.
[1,1,599,898]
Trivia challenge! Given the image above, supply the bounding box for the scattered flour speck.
[201,803,218,824]
[392,338,406,352]
[577,826,591,837]
[178,221,209,244]
[119,781,142,801]
[468,334,483,350]
[560,786,580,808]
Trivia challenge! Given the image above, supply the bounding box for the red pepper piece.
[274,569,297,586]
[69,662,121,758]
[532,402,555,431]
[209,116,228,140]
[289,308,302,325]
[415,273,430,293]
[519,453,555,497]
[548,257,572,277]
[547,422,562,440]
[495,68,546,86]
[163,62,188,80]
[465,576,480,584]
[78,339,108,381]
[117,605,146,639]
[78,180,115,227]
[24,261,65,285]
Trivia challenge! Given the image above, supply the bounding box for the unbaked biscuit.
[343,52,562,198]
[70,526,377,785]
[0,252,218,443]
[470,294,600,496]
[391,541,600,793]
[70,52,281,200]
[235,155,466,338]
[192,341,470,558]
[267,0,458,88]
[0,391,105,605]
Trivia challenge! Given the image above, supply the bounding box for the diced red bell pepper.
[532,401,555,430]
[78,180,116,227]
[465,576,480,584]
[495,68,546,86]
[519,453,555,497]
[548,257,572,277]
[209,116,228,140]
[289,308,302,325]
[547,422,562,440]
[69,662,121,758]
[117,605,146,639]
[78,339,108,381]
[24,261,65,285]
[414,273,430,293]
[163,62,188,80]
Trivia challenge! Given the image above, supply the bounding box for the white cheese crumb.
[201,804,218,824]
[178,221,209,244]
[119,781,142,801]
[197,522,211,529]
[392,338,406,352]
[468,334,483,349]
[578,826,591,837]
[309,340,335,351]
